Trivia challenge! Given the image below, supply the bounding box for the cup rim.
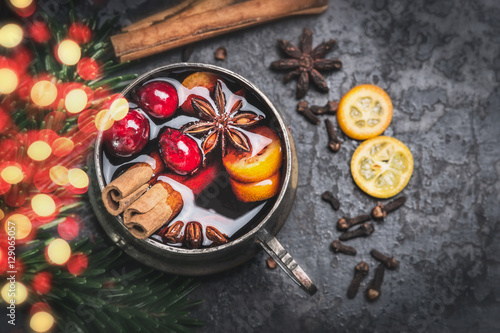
[94,63,294,254]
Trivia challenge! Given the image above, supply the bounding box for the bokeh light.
[64,88,87,113]
[67,253,88,276]
[30,311,54,333]
[68,168,88,189]
[57,216,79,240]
[10,0,33,9]
[46,238,71,265]
[49,166,69,185]
[0,68,18,94]
[77,57,100,81]
[110,97,129,120]
[31,194,56,217]
[57,39,81,66]
[51,137,74,157]
[0,24,23,48]
[27,141,52,161]
[1,165,23,184]
[95,109,114,131]
[31,80,57,106]
[5,213,32,240]
[1,281,27,304]
[0,209,4,220]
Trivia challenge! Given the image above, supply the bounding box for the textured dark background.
[10,0,500,332]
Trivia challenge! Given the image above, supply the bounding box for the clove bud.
[321,191,340,211]
[337,214,371,231]
[310,100,339,115]
[214,46,227,60]
[372,196,407,220]
[324,119,342,152]
[370,249,399,270]
[347,262,369,299]
[297,100,320,125]
[266,257,277,269]
[185,221,203,249]
[366,263,385,301]
[339,222,374,241]
[330,240,357,256]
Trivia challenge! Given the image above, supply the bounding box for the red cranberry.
[159,128,202,175]
[136,81,179,119]
[104,109,149,158]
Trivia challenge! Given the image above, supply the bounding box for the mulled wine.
[100,69,284,248]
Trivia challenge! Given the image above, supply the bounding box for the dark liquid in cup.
[101,69,284,247]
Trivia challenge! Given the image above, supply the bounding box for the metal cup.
[89,63,317,295]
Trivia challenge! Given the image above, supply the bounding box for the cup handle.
[257,229,317,295]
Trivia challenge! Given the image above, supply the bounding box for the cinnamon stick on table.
[111,0,328,62]
[124,181,183,239]
[101,163,153,215]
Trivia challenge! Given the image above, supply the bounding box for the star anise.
[271,27,342,99]
[183,80,263,156]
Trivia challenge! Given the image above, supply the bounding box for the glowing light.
[67,253,88,276]
[0,209,4,220]
[77,57,100,81]
[31,80,57,107]
[68,168,89,188]
[31,194,56,217]
[10,0,33,9]
[27,141,52,161]
[1,281,27,305]
[49,166,69,185]
[51,137,74,157]
[0,24,23,48]
[110,97,129,120]
[30,311,54,333]
[57,40,81,66]
[0,68,18,94]
[1,165,23,184]
[58,216,79,240]
[46,238,71,265]
[64,88,87,114]
[95,109,114,131]
[5,214,32,240]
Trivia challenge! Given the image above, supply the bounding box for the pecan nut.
[185,221,203,249]
[206,226,229,245]
[161,221,184,244]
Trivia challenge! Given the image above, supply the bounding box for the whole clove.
[347,262,369,299]
[339,222,374,241]
[337,214,371,231]
[266,256,277,269]
[297,100,320,125]
[372,196,407,220]
[366,263,385,301]
[214,46,227,60]
[321,191,340,210]
[370,249,399,270]
[310,100,339,115]
[330,239,357,256]
[324,118,342,152]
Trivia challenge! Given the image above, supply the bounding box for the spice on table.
[347,262,369,299]
[296,100,320,125]
[330,239,357,256]
[371,195,407,220]
[339,222,374,241]
[321,190,340,210]
[366,263,385,301]
[337,214,372,231]
[324,118,342,152]
[270,27,342,99]
[214,46,227,60]
[266,256,277,269]
[310,100,338,115]
[370,249,399,270]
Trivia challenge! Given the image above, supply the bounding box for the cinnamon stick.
[123,181,183,239]
[111,0,328,62]
[101,163,153,216]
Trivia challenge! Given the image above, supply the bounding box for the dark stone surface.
[15,0,500,332]
[101,0,500,332]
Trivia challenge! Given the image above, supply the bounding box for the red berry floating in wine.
[136,81,179,119]
[103,109,149,158]
[158,128,202,175]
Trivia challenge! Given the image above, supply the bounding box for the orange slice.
[351,136,413,198]
[223,126,283,183]
[337,84,393,140]
[230,171,281,203]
